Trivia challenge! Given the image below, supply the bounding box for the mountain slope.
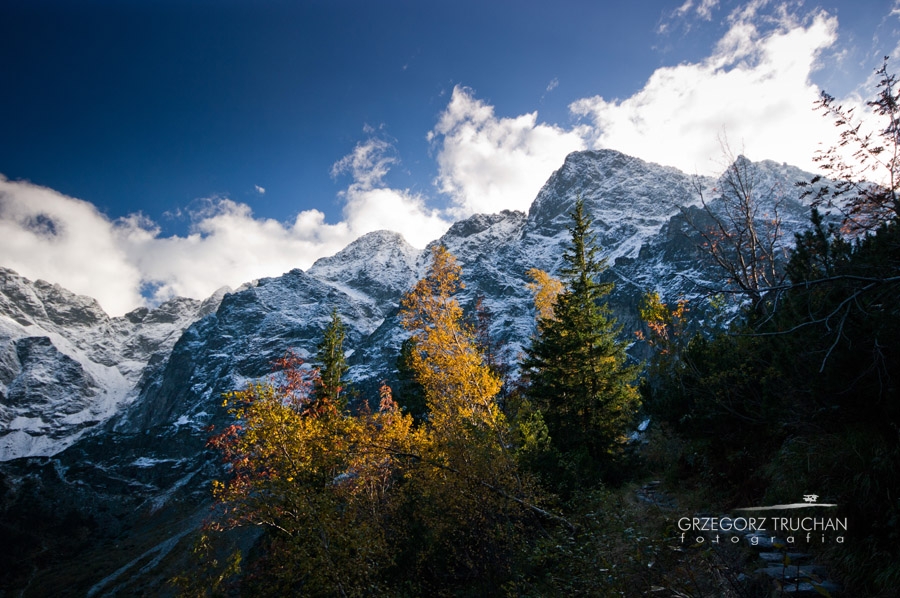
[0,268,227,460]
[0,149,820,594]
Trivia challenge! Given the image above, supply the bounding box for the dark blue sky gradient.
[1,0,892,235]
[1,1,684,230]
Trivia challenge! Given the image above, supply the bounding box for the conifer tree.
[315,308,349,411]
[394,336,428,422]
[523,198,640,484]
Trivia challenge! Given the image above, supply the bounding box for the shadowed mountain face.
[0,149,817,594]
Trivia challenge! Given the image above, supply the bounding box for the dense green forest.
[182,62,900,596]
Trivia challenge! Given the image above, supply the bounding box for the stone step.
[758,551,812,564]
[759,564,827,581]
[777,579,842,596]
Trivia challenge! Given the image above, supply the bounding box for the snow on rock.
[0,150,817,464]
[0,268,226,460]
[309,230,420,311]
[0,149,824,596]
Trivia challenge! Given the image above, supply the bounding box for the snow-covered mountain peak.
[1,150,821,464]
[309,229,420,308]
[530,150,706,227]
[524,149,711,262]
[440,210,526,241]
[0,149,830,595]
[433,210,527,266]
[0,267,109,329]
[310,230,418,277]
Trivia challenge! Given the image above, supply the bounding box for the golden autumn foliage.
[525,267,564,322]
[397,245,550,588]
[203,249,553,594]
[207,352,413,596]
[399,245,504,438]
[194,66,900,596]
[636,291,689,355]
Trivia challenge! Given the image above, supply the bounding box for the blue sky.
[1,0,898,315]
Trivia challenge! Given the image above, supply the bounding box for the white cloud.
[331,136,397,189]
[116,199,356,306]
[1,3,887,318]
[571,7,842,175]
[341,186,450,247]
[255,185,265,195]
[675,0,694,18]
[0,136,451,316]
[0,176,145,315]
[889,3,900,55]
[546,77,559,93]
[660,0,720,33]
[696,0,720,20]
[0,177,360,314]
[332,137,452,247]
[429,86,587,217]
[674,0,719,20]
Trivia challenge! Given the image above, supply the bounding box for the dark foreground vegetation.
[179,62,900,596]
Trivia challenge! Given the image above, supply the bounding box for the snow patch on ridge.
[0,268,226,460]
[0,150,818,462]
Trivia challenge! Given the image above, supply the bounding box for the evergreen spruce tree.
[394,337,428,422]
[523,198,640,485]
[315,308,349,411]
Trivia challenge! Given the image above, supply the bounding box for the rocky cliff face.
[0,149,819,594]
[0,268,227,460]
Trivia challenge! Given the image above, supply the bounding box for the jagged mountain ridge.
[1,149,816,461]
[0,268,228,460]
[0,149,820,595]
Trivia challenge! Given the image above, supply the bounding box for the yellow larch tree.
[526,267,564,322]
[398,245,549,590]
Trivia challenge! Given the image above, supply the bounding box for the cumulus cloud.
[0,177,359,314]
[1,2,887,318]
[577,6,842,175]
[331,136,451,247]
[254,185,265,194]
[0,176,145,315]
[0,135,451,316]
[429,86,587,217]
[116,199,357,306]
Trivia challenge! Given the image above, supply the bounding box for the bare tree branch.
[801,57,900,233]
[680,141,789,312]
